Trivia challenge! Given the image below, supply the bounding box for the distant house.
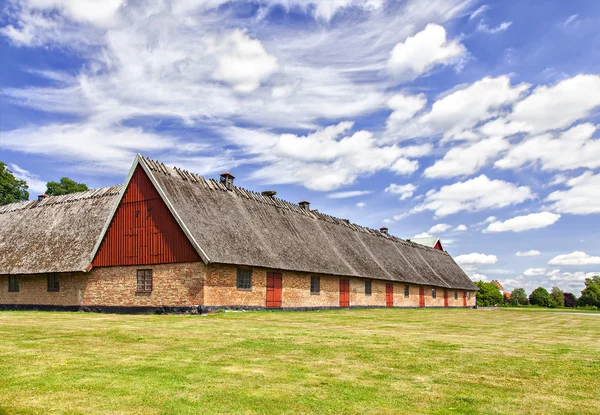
[492,280,511,299]
[0,155,477,313]
[410,236,444,251]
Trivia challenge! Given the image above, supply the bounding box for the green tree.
[563,293,577,308]
[550,287,565,308]
[46,177,88,196]
[0,161,29,205]
[474,281,503,306]
[511,288,528,306]
[529,287,554,307]
[578,276,600,308]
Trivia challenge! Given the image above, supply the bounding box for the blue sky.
[1,0,599,295]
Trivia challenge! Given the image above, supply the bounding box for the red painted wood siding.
[433,241,443,251]
[385,283,393,307]
[339,279,350,307]
[266,272,282,308]
[92,166,200,267]
[419,287,425,307]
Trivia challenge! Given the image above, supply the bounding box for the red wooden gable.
[433,240,443,251]
[92,166,201,267]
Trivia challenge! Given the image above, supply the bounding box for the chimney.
[299,200,310,210]
[219,172,235,189]
[261,190,277,198]
[37,194,49,202]
[379,226,389,235]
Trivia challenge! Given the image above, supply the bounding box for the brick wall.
[82,262,204,307]
[0,273,87,305]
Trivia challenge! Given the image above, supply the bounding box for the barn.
[0,155,477,313]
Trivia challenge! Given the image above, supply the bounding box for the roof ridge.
[139,155,448,256]
[0,184,123,215]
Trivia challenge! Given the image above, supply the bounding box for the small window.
[404,285,409,298]
[8,276,19,292]
[136,269,153,293]
[365,280,372,296]
[237,269,252,290]
[454,290,458,300]
[432,288,437,299]
[468,291,471,300]
[310,276,320,295]
[47,273,59,292]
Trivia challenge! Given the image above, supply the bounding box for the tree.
[0,161,29,205]
[563,293,577,308]
[474,281,503,306]
[529,287,554,307]
[511,288,528,306]
[550,287,564,308]
[578,276,600,308]
[46,177,88,196]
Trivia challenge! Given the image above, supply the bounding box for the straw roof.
[0,186,122,274]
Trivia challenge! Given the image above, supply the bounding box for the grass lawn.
[0,308,599,415]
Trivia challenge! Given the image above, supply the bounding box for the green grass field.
[1,308,599,415]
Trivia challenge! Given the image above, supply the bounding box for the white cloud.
[413,232,433,238]
[327,190,372,199]
[507,74,600,134]
[549,271,598,282]
[413,175,534,217]
[455,253,498,266]
[386,92,427,133]
[564,14,578,27]
[9,164,47,196]
[428,223,452,234]
[385,183,417,200]
[523,267,546,277]
[547,171,600,214]
[477,21,512,34]
[387,23,465,82]
[484,212,561,233]
[454,224,467,231]
[424,136,510,178]
[549,251,600,266]
[208,30,279,93]
[495,123,600,171]
[516,250,541,257]
[356,201,366,208]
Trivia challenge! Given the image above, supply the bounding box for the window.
[236,269,252,290]
[454,290,458,300]
[468,291,471,300]
[47,273,59,292]
[365,280,372,296]
[432,288,437,299]
[8,276,19,292]
[136,269,153,293]
[310,276,320,295]
[404,285,410,298]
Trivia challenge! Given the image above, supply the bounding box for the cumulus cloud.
[413,175,534,217]
[516,250,541,257]
[455,253,498,266]
[484,212,561,233]
[549,251,600,266]
[428,223,452,233]
[387,23,465,82]
[477,21,512,34]
[385,183,417,200]
[413,232,433,238]
[327,190,372,199]
[523,267,546,277]
[547,171,600,214]
[454,224,467,231]
[356,201,366,208]
[9,164,47,196]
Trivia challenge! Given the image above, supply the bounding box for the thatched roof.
[0,186,122,274]
[140,156,477,291]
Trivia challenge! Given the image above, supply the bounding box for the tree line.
[475,276,600,310]
[0,161,89,205]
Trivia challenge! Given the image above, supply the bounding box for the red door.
[444,289,448,307]
[419,287,425,307]
[386,283,393,307]
[266,272,282,308]
[463,291,467,307]
[339,279,350,307]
